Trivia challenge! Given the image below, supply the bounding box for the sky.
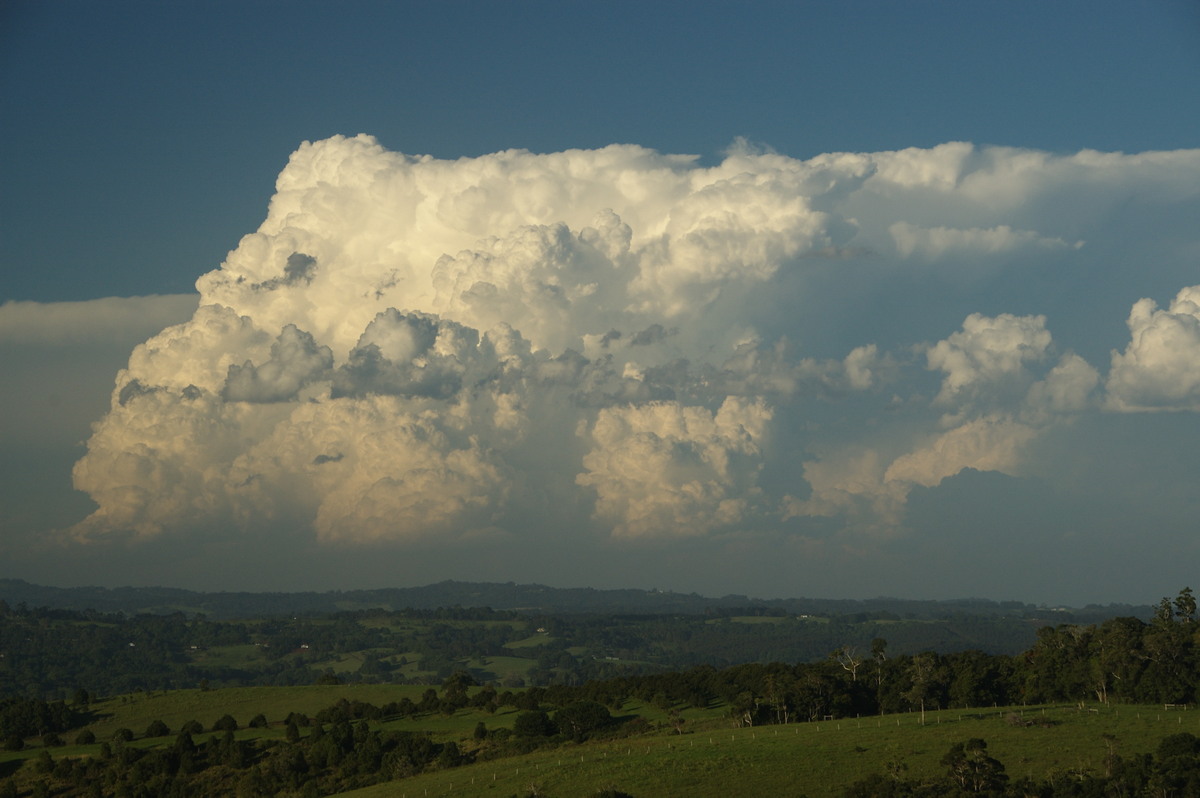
[2,1,1199,605]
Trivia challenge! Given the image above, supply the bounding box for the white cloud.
[232,396,512,544]
[576,397,772,538]
[883,415,1036,488]
[1106,286,1200,411]
[1025,353,1100,416]
[59,136,1200,553]
[927,313,1052,406]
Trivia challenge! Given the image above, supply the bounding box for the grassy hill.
[3,684,1197,797]
[336,703,1199,797]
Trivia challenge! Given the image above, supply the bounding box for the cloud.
[60,136,1200,558]
[576,397,772,538]
[0,295,199,346]
[889,222,1080,259]
[223,324,332,402]
[1106,286,1200,411]
[926,312,1052,407]
[0,295,201,543]
[883,415,1036,488]
[787,312,1100,535]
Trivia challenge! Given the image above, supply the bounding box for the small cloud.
[890,222,1080,259]
[1106,286,1200,412]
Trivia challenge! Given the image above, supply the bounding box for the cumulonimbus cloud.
[66,135,1200,545]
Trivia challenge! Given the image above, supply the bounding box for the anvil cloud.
[65,136,1200,577]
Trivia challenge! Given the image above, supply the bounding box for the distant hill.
[0,577,1151,624]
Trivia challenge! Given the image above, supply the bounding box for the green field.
[336,704,1200,798]
[5,685,1196,798]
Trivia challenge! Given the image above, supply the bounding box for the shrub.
[1158,732,1200,760]
[513,710,555,738]
[145,719,170,738]
[212,714,238,732]
[554,701,614,740]
[75,729,96,745]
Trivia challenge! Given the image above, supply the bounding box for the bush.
[1158,732,1200,759]
[554,701,614,740]
[75,729,96,745]
[513,710,555,738]
[145,719,170,738]
[248,713,268,729]
[111,728,133,742]
[212,714,238,732]
[181,719,204,735]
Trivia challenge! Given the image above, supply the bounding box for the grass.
[73,684,438,738]
[336,704,1200,798]
[462,655,536,683]
[504,633,556,649]
[5,690,1198,798]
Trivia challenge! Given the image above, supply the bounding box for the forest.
[0,595,1122,700]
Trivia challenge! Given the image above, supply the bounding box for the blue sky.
[4,0,1197,302]
[1,1,1199,604]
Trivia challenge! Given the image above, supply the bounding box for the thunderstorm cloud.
[66,135,1200,559]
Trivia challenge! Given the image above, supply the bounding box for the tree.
[212,714,238,732]
[870,638,888,713]
[145,719,170,738]
[941,738,1007,793]
[831,645,863,682]
[903,653,937,725]
[1175,587,1196,623]
[513,710,555,738]
[436,740,462,768]
[553,701,613,740]
[441,670,477,707]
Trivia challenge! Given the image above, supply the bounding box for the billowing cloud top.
[70,135,1200,549]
